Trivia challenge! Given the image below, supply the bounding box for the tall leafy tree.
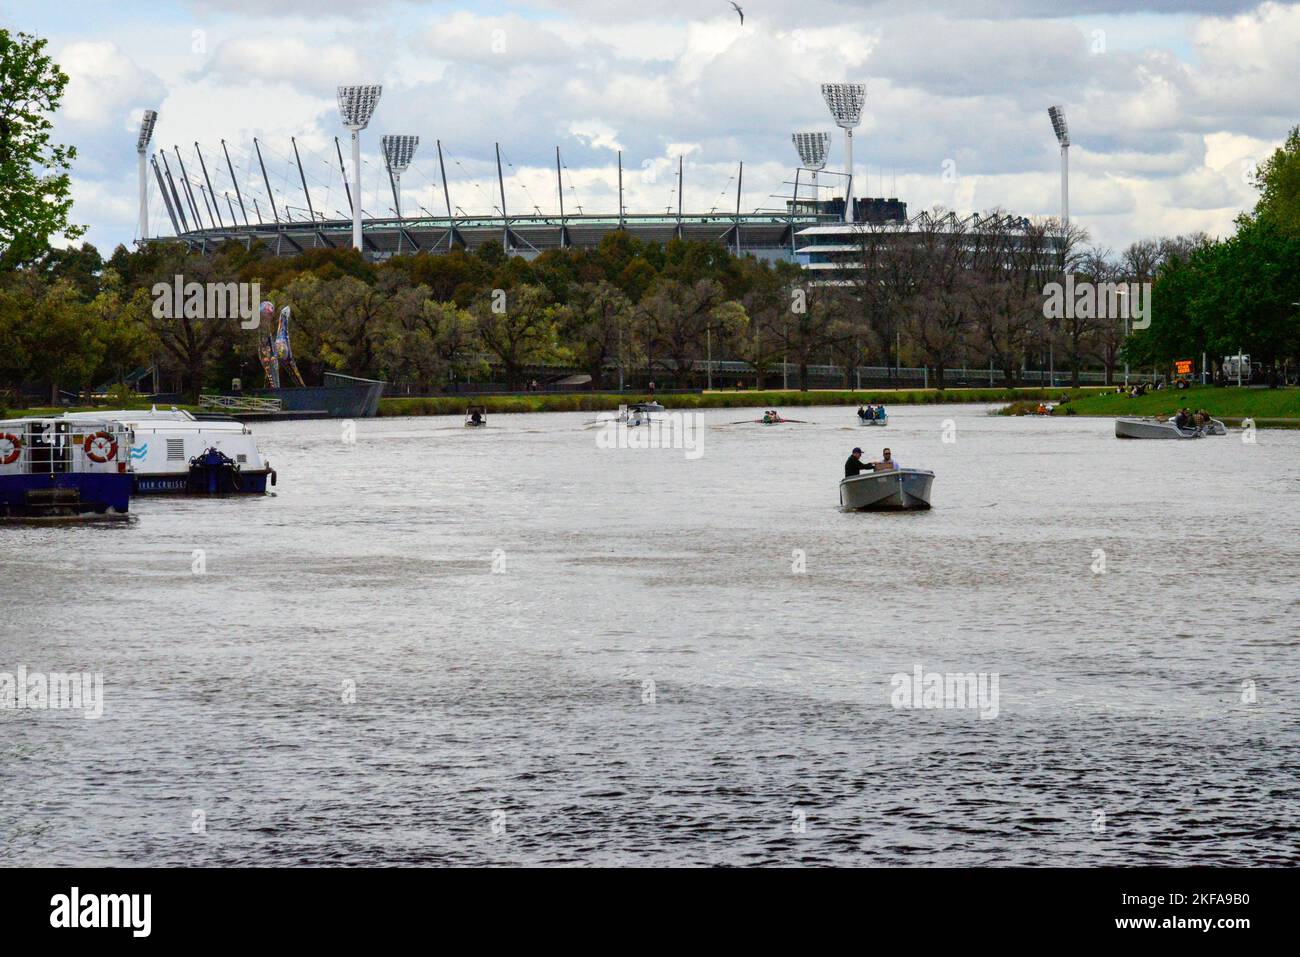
[0,30,82,268]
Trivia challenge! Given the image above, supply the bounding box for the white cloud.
[25,0,1300,255]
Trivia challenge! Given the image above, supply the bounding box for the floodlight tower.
[382,135,420,217]
[1048,105,1070,227]
[337,84,383,250]
[820,83,866,222]
[791,131,829,208]
[137,110,158,239]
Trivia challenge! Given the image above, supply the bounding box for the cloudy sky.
[2,0,1296,255]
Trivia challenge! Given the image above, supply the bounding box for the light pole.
[820,83,866,223]
[382,135,419,217]
[1048,105,1070,228]
[791,131,830,208]
[337,84,383,252]
[137,110,158,239]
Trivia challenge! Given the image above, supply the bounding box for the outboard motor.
[187,447,242,494]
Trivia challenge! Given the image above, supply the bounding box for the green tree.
[471,285,565,390]
[0,30,82,267]
[1248,126,1300,236]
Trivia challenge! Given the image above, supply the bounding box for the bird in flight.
[730,2,744,26]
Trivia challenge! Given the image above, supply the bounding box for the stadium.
[132,83,931,264]
[136,82,1071,270]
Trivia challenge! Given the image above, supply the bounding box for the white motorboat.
[464,405,488,428]
[617,402,662,427]
[63,408,275,493]
[839,468,934,511]
[1115,416,1227,439]
[857,414,889,427]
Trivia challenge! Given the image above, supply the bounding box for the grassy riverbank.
[1061,386,1300,427]
[379,387,1108,417]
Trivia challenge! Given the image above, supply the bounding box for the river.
[2,404,1297,865]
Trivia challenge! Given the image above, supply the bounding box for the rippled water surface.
[2,405,1298,866]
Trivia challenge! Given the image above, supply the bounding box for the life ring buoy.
[0,432,21,466]
[83,431,118,463]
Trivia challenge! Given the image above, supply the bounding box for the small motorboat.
[617,402,661,427]
[856,414,889,427]
[464,405,488,428]
[1115,416,1227,439]
[731,410,811,426]
[839,468,935,511]
[0,416,133,520]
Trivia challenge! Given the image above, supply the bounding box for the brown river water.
[2,404,1297,865]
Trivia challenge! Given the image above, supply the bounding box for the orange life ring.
[0,432,20,466]
[83,431,118,463]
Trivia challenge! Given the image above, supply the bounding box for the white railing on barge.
[199,394,284,414]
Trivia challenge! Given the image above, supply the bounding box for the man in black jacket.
[845,447,873,477]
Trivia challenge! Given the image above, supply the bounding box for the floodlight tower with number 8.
[337,84,383,251]
[820,83,866,223]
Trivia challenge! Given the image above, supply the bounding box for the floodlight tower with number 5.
[820,83,866,222]
[137,110,158,240]
[337,84,383,251]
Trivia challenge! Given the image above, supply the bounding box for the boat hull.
[133,469,273,495]
[840,468,934,511]
[857,417,889,426]
[0,473,132,519]
[1115,417,1227,439]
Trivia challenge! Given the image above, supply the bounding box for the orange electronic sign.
[1175,359,1193,375]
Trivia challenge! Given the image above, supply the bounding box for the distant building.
[794,212,1059,274]
[786,196,907,224]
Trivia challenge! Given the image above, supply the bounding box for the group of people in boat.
[761,410,784,424]
[844,447,898,476]
[856,404,887,422]
[1162,407,1214,430]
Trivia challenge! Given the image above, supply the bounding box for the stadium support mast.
[337,84,383,251]
[820,83,866,223]
[253,138,279,224]
[1048,105,1070,227]
[174,146,205,229]
[159,152,190,233]
[150,154,180,236]
[136,111,157,240]
[681,155,691,239]
[734,162,743,256]
[221,140,249,226]
[194,143,224,228]
[618,151,624,229]
[495,142,509,251]
[436,140,456,251]
[556,146,567,248]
